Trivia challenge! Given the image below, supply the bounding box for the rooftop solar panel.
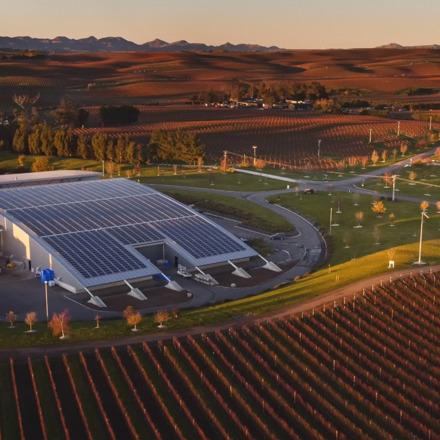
[107,223,165,245]
[43,230,148,279]
[151,216,246,259]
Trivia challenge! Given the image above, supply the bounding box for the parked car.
[270,233,286,240]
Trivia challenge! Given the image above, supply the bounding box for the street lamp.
[391,175,397,202]
[252,145,257,167]
[317,139,321,157]
[369,129,372,143]
[44,281,49,323]
[414,210,429,265]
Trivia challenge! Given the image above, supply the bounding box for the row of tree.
[198,81,329,105]
[2,122,205,165]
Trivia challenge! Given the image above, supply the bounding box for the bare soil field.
[2,48,440,107]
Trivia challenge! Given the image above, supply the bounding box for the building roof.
[0,170,101,188]
[0,178,257,287]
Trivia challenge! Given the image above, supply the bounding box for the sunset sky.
[3,0,440,49]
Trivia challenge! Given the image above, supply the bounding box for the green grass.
[361,165,440,200]
[138,167,289,191]
[267,190,440,265]
[160,188,295,234]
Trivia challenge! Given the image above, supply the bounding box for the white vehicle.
[177,268,192,278]
[194,273,216,285]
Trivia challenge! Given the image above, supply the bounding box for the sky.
[2,0,440,49]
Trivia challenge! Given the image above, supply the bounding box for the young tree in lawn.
[354,211,364,228]
[127,312,142,332]
[371,150,379,166]
[389,212,396,226]
[17,154,26,167]
[381,150,388,163]
[409,171,417,183]
[383,173,391,188]
[400,143,408,157]
[6,311,17,328]
[25,312,37,333]
[392,148,398,160]
[420,200,430,212]
[94,315,100,329]
[154,310,170,328]
[361,156,368,168]
[372,200,386,216]
[48,310,71,339]
[123,305,134,319]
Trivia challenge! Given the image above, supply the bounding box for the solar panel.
[43,230,148,279]
[151,216,246,259]
[107,223,164,245]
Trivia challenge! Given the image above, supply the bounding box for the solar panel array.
[107,223,164,245]
[43,230,148,279]
[152,216,246,258]
[0,178,256,285]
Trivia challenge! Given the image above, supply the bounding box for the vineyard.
[1,270,440,439]
[74,106,437,166]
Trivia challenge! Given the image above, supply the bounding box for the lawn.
[361,164,440,200]
[267,190,440,265]
[159,188,294,234]
[138,167,289,191]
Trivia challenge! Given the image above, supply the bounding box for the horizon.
[2,0,440,50]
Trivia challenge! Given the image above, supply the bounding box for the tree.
[154,310,170,328]
[6,311,17,328]
[123,306,135,319]
[389,212,395,226]
[91,132,108,161]
[76,134,89,159]
[54,129,74,157]
[372,200,386,216]
[17,155,26,167]
[52,98,78,128]
[400,144,408,156]
[127,312,141,332]
[354,211,364,228]
[94,315,100,329]
[32,156,51,172]
[381,150,388,162]
[48,310,71,339]
[371,150,379,166]
[409,171,417,183]
[420,200,429,212]
[24,312,37,333]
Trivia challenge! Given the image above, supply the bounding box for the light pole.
[44,281,49,323]
[252,145,257,167]
[414,210,429,265]
[429,116,433,131]
[102,160,105,176]
[391,175,397,202]
[397,121,401,136]
[369,129,372,143]
[329,207,333,236]
[317,139,321,157]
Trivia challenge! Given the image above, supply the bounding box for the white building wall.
[0,214,82,291]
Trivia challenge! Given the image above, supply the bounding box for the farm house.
[0,175,258,297]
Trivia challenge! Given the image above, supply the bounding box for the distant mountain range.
[0,36,282,53]
[378,43,440,50]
